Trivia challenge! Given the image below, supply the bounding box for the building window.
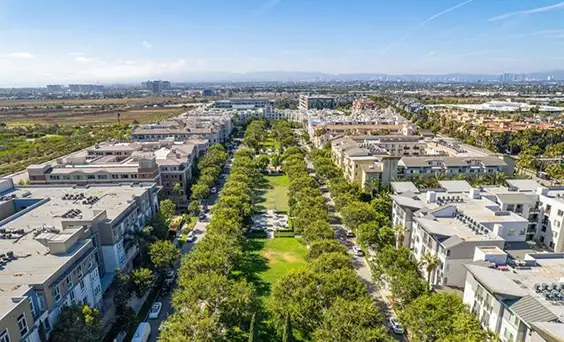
[77,264,83,278]
[44,318,51,333]
[52,285,61,302]
[80,280,85,290]
[558,210,564,217]
[69,290,76,304]
[66,275,73,288]
[17,313,28,336]
[0,329,10,342]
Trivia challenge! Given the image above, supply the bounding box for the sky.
[1,0,564,85]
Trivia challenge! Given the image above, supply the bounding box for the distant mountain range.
[171,70,564,83]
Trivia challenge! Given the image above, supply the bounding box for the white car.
[389,317,405,334]
[352,246,364,256]
[346,230,355,238]
[186,231,195,242]
[211,187,217,194]
[149,302,162,319]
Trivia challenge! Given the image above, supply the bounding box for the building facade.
[0,178,159,342]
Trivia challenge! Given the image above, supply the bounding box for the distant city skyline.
[1,0,564,86]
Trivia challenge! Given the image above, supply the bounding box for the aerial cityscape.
[1,0,564,342]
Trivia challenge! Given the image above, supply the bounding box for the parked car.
[346,230,355,238]
[132,322,151,342]
[352,246,364,256]
[186,231,195,242]
[211,187,217,194]
[149,302,162,319]
[389,317,405,334]
[198,213,207,221]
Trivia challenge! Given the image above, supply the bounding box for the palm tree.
[123,226,153,263]
[364,179,380,199]
[172,182,183,207]
[487,172,507,186]
[393,225,406,249]
[421,252,439,288]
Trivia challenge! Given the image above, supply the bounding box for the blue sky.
[0,0,563,85]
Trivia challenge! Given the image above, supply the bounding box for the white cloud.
[5,52,35,59]
[68,52,85,57]
[142,41,152,49]
[74,56,94,63]
[489,1,564,21]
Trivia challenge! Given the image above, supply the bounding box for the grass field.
[259,238,307,286]
[0,96,199,107]
[261,175,290,212]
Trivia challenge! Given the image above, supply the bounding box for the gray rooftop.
[391,182,420,194]
[439,180,473,192]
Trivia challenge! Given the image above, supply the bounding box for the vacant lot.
[1,107,188,126]
[260,175,290,212]
[0,96,197,107]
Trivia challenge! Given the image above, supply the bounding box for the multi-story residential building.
[352,97,378,112]
[391,180,529,288]
[214,98,274,109]
[0,178,159,342]
[68,84,104,93]
[463,251,564,341]
[330,135,514,190]
[26,140,204,203]
[131,126,220,144]
[299,94,335,111]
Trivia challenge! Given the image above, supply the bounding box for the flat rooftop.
[0,183,156,315]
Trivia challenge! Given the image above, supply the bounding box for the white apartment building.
[392,180,529,288]
[0,178,159,342]
[463,251,564,342]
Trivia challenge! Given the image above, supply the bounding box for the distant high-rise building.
[143,80,170,93]
[68,84,104,93]
[299,94,335,110]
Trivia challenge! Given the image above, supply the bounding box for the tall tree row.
[271,147,391,341]
[160,141,261,340]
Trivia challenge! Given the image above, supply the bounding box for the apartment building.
[331,137,399,189]
[352,97,378,111]
[26,140,204,203]
[463,251,564,342]
[0,178,159,342]
[131,126,220,144]
[299,94,335,111]
[213,98,274,109]
[391,180,529,288]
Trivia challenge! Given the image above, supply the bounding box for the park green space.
[261,175,290,212]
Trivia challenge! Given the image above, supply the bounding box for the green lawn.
[261,175,290,212]
[250,238,308,294]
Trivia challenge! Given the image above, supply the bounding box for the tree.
[188,200,201,216]
[172,182,183,206]
[149,240,180,274]
[283,314,295,342]
[50,304,103,342]
[400,292,491,342]
[393,225,406,248]
[160,199,176,222]
[421,252,439,288]
[191,183,210,201]
[248,313,258,342]
[159,306,225,342]
[340,202,377,230]
[270,153,282,170]
[364,179,381,199]
[312,298,391,342]
[38,321,47,342]
[131,268,155,297]
[255,154,270,171]
[307,239,348,260]
[302,220,334,244]
[113,268,132,313]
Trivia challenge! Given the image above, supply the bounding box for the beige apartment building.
[26,140,206,204]
[0,178,159,341]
